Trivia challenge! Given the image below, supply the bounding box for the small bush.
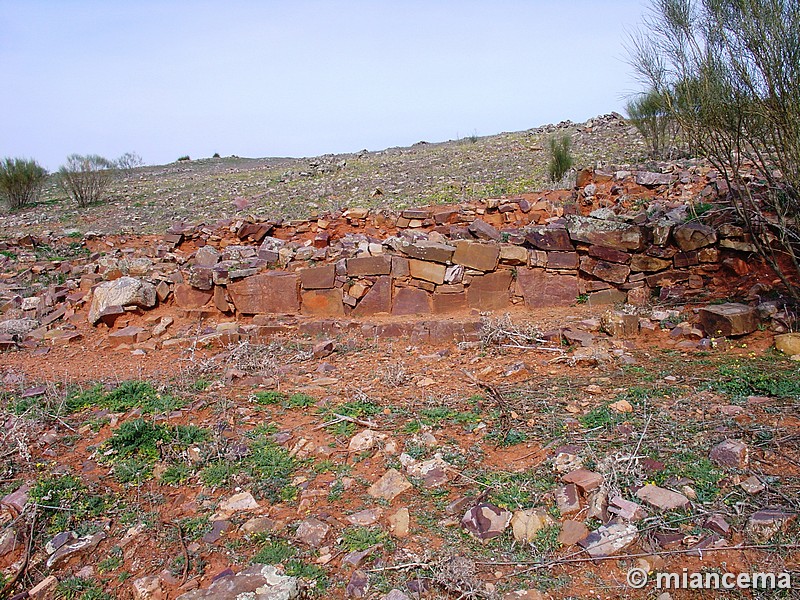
[177,155,190,162]
[0,157,48,209]
[548,135,573,183]
[58,154,114,207]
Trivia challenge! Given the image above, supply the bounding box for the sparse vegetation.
[629,0,800,300]
[0,157,48,210]
[58,154,115,207]
[625,87,678,158]
[547,134,573,183]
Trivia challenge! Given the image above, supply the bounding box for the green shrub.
[625,88,677,158]
[0,157,48,209]
[251,538,296,564]
[547,135,573,183]
[58,154,114,207]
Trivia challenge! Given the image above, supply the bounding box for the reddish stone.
[452,241,500,271]
[709,439,749,468]
[588,245,631,264]
[228,272,300,315]
[466,271,512,310]
[525,227,574,252]
[432,291,468,314]
[409,259,446,284]
[300,264,336,289]
[213,286,231,312]
[301,289,345,316]
[174,283,212,308]
[468,218,502,241]
[579,256,631,284]
[516,269,579,308]
[108,326,146,347]
[352,276,392,316]
[630,254,672,272]
[346,255,392,276]
[565,215,644,251]
[546,251,579,270]
[392,287,431,315]
[587,289,627,305]
[673,222,717,251]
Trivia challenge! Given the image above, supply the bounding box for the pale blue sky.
[0,1,647,170]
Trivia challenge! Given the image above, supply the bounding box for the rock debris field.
[0,114,798,599]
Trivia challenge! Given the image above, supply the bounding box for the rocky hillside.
[1,114,645,236]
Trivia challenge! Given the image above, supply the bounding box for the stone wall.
[167,192,759,319]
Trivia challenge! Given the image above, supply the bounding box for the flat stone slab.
[635,484,690,511]
[228,272,300,314]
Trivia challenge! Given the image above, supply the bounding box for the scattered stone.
[709,439,749,469]
[176,564,298,599]
[775,333,800,357]
[558,520,589,545]
[346,569,370,598]
[461,502,512,541]
[348,429,386,452]
[133,575,164,600]
[608,399,633,413]
[635,484,690,511]
[578,522,638,558]
[704,514,731,536]
[608,496,646,521]
[368,468,412,501]
[699,303,759,337]
[382,590,411,600]
[554,484,581,515]
[502,590,545,600]
[388,507,410,538]
[562,468,603,493]
[27,576,58,599]
[47,531,107,568]
[88,277,156,324]
[241,516,277,535]
[295,517,330,547]
[312,339,335,358]
[746,509,796,542]
[217,491,259,515]
[202,520,233,544]
[347,508,383,526]
[510,508,554,543]
[740,475,765,494]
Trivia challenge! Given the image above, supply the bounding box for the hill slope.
[1,113,645,236]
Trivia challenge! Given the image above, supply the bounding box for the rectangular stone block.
[300,264,336,289]
[409,259,446,284]
[579,256,631,284]
[346,255,392,276]
[301,288,345,316]
[392,287,432,315]
[565,215,644,251]
[452,241,499,271]
[228,272,300,314]
[547,251,579,270]
[466,270,512,310]
[432,291,467,314]
[517,269,579,308]
[399,240,456,263]
[525,227,574,251]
